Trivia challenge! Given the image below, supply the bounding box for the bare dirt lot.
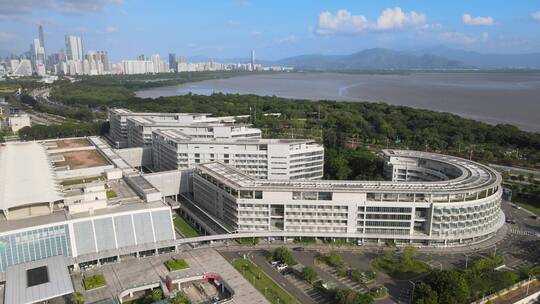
[53,150,109,169]
[53,138,91,149]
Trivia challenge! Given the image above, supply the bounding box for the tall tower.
[250,50,255,70]
[38,25,45,50]
[38,25,46,68]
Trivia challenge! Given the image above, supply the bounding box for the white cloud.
[250,30,262,37]
[106,25,117,33]
[277,34,297,44]
[316,9,369,35]
[463,14,495,26]
[439,31,489,45]
[316,7,428,35]
[531,11,540,21]
[375,7,426,30]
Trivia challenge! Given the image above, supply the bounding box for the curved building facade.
[192,149,504,247]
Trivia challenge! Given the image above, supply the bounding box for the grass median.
[173,215,201,238]
[232,258,298,304]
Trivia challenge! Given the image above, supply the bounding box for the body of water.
[136,72,540,132]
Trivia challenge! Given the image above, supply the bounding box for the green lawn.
[61,176,103,186]
[83,274,106,290]
[164,258,189,271]
[232,259,298,304]
[514,200,540,217]
[372,254,430,280]
[106,190,117,199]
[173,216,201,238]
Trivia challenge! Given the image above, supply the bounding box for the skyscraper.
[168,53,177,72]
[97,51,110,71]
[65,35,83,61]
[38,25,46,67]
[38,25,45,50]
[250,50,255,70]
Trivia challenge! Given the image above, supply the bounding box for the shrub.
[83,274,106,290]
[165,258,189,271]
[272,247,297,265]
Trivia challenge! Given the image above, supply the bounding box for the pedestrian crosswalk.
[509,228,537,236]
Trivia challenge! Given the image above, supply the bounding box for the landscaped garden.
[232,258,298,304]
[106,190,117,199]
[372,247,430,280]
[83,274,106,290]
[164,258,189,271]
[173,215,201,238]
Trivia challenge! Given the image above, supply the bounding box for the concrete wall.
[115,146,153,168]
[56,165,114,180]
[143,169,193,197]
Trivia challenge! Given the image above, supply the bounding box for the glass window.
[254,191,263,199]
[318,192,332,200]
[303,192,317,200]
[240,190,254,199]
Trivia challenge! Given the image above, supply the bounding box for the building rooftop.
[0,142,63,212]
[110,108,212,117]
[5,255,73,304]
[154,129,313,145]
[196,149,501,194]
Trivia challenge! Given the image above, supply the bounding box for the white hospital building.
[152,129,324,179]
[108,108,257,148]
[191,150,504,247]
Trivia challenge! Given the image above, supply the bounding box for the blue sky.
[1,0,540,61]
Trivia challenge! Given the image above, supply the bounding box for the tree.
[414,283,438,304]
[423,271,470,304]
[326,252,345,270]
[169,291,191,304]
[400,246,417,270]
[302,266,319,283]
[151,288,163,302]
[72,291,85,304]
[272,247,296,265]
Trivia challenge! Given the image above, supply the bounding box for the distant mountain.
[421,46,540,69]
[272,48,470,70]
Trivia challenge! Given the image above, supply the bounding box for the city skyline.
[1,1,540,61]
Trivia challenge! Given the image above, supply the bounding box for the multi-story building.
[152,129,324,179]
[109,108,256,148]
[127,117,261,148]
[65,35,83,61]
[191,149,504,247]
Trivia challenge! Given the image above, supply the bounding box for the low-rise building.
[7,113,30,132]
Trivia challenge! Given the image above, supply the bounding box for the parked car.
[276,264,288,272]
[293,247,305,251]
